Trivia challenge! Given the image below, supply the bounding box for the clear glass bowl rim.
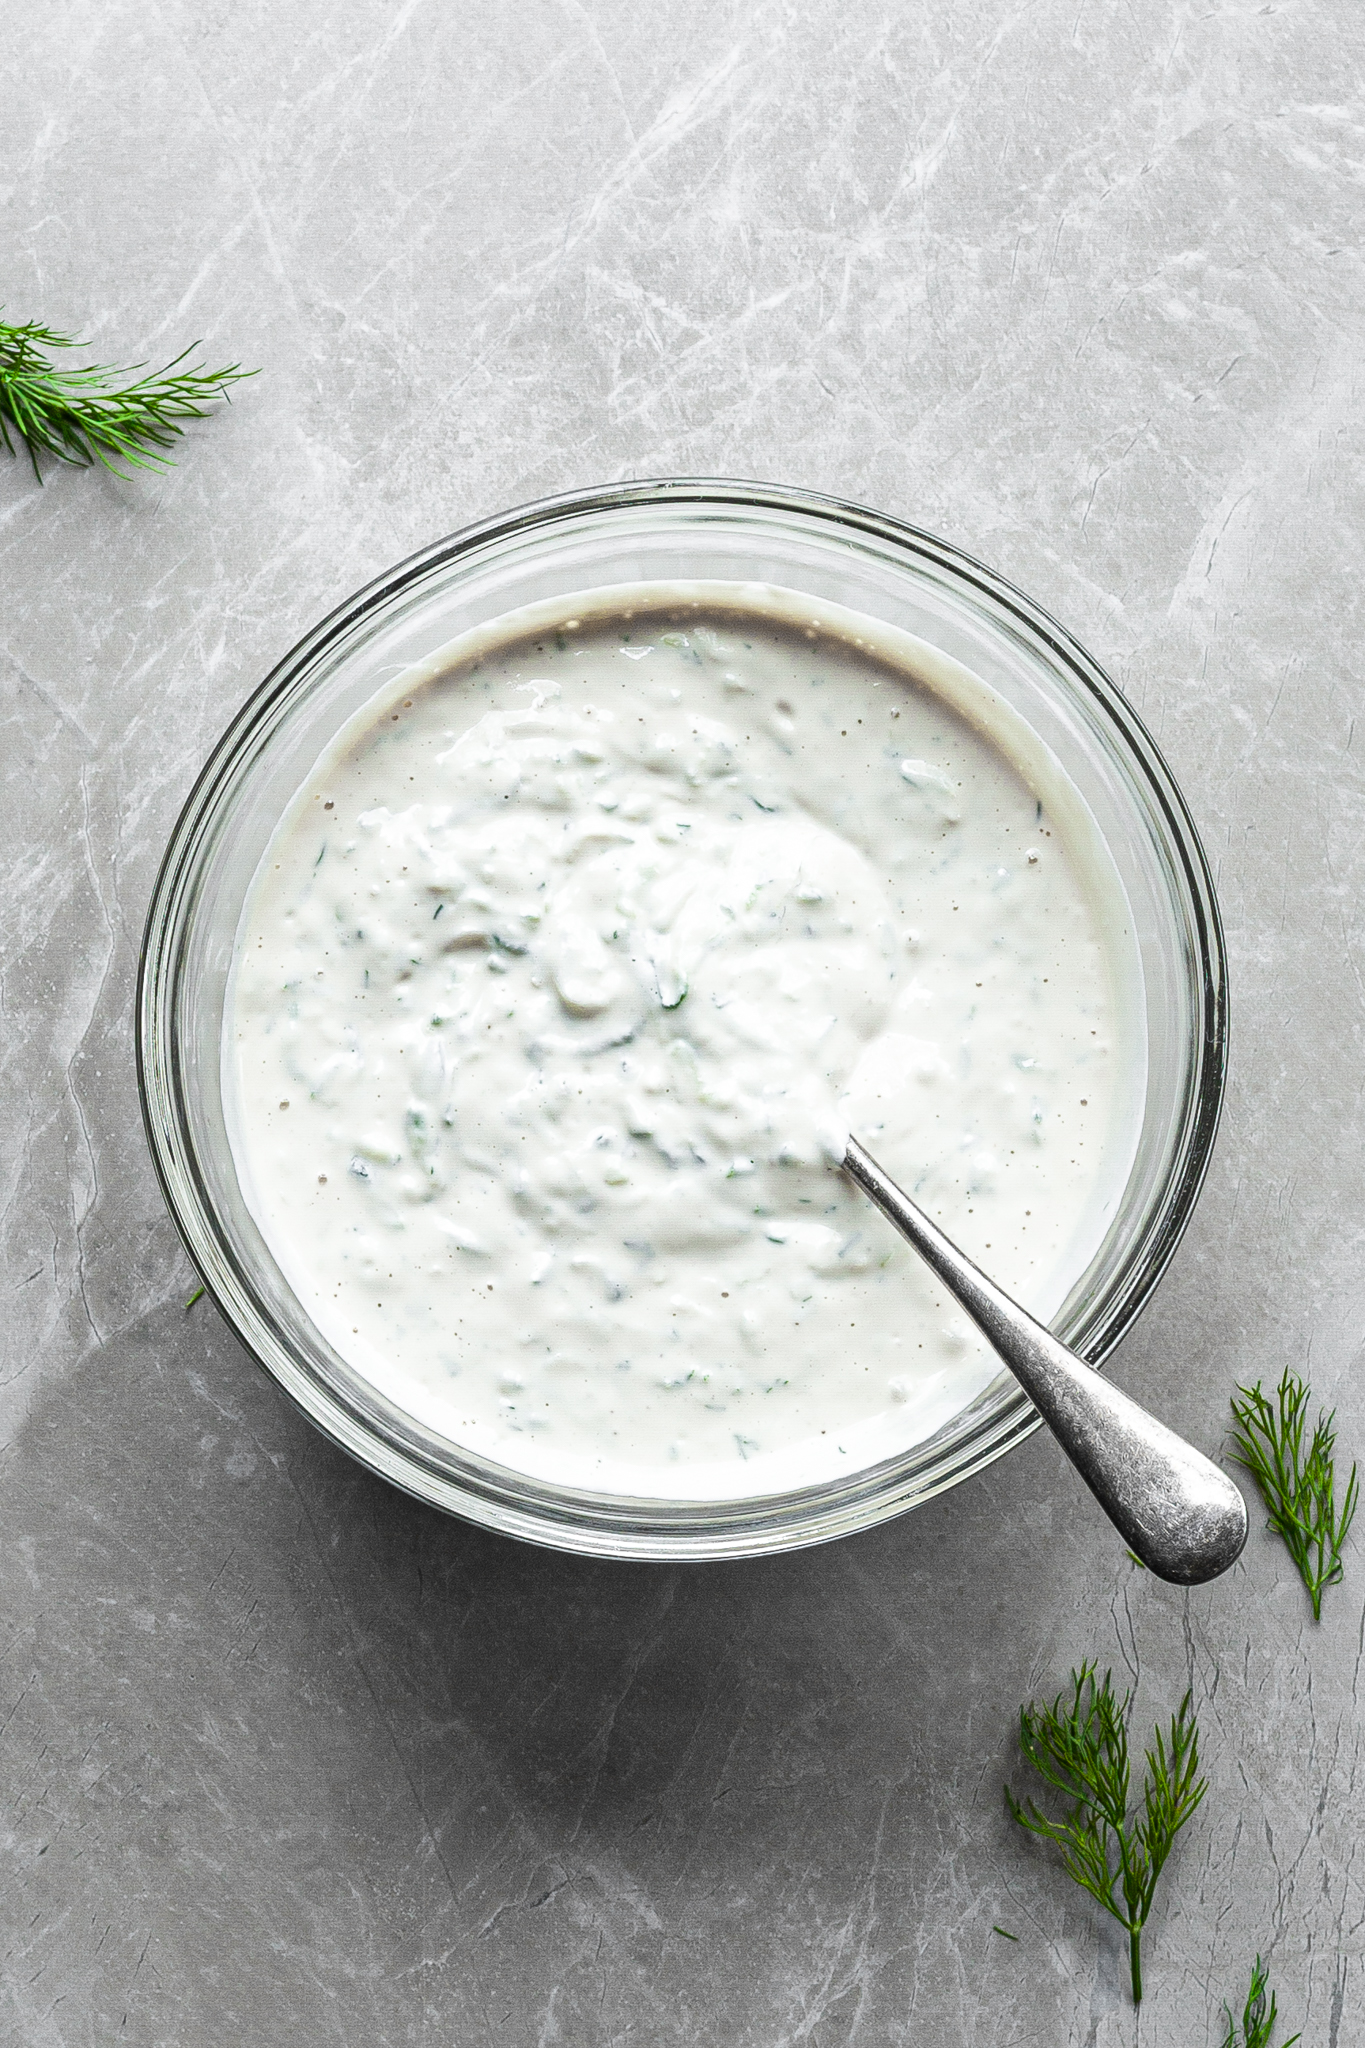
[137,476,1228,1561]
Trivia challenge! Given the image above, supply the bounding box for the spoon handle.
[843,1137,1247,1585]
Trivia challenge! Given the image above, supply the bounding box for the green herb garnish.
[1220,1955,1299,2048]
[185,1286,205,1310]
[990,1924,1018,1942]
[1006,1664,1205,2004]
[0,315,254,481]
[1229,1369,1358,1620]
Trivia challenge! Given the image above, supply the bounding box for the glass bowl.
[137,479,1227,1560]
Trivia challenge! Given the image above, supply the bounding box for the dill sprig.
[1006,1664,1205,2004]
[0,315,254,481]
[1229,1369,1358,1620]
[1220,1955,1300,2048]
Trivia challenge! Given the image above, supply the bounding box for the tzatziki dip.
[227,583,1143,1499]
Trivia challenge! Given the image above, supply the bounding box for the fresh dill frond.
[0,315,255,482]
[1005,1664,1205,2004]
[1229,1369,1358,1620]
[1220,1955,1300,2048]
[990,1924,1018,1941]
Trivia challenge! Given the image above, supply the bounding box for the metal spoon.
[843,1136,1247,1585]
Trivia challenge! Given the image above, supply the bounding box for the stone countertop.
[4,3,1363,2042]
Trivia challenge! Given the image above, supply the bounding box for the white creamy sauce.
[228,583,1143,1498]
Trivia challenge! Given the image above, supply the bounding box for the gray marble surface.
[4,2,1364,2041]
